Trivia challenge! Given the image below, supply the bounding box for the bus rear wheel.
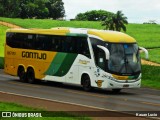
[18,67,26,82]
[82,75,92,91]
[27,68,35,84]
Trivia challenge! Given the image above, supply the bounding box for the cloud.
[63,0,160,23]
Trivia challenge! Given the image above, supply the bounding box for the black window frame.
[6,32,91,58]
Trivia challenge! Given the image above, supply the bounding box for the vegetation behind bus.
[0,17,160,48]
[141,65,160,90]
[141,48,160,64]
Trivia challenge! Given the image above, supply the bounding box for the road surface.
[0,69,159,119]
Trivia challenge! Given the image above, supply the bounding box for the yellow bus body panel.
[88,30,136,43]
[5,46,57,79]
[6,28,70,36]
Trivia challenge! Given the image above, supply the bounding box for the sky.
[63,0,160,23]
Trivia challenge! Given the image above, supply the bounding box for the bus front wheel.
[18,67,26,82]
[82,75,92,91]
[27,68,35,84]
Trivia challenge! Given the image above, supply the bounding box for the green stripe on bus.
[54,53,78,76]
[45,53,78,77]
[45,53,67,76]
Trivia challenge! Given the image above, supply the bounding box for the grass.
[141,48,160,63]
[0,25,7,69]
[141,65,160,89]
[0,102,90,120]
[0,57,4,69]
[127,24,160,48]
[0,25,8,57]
[0,17,160,48]
[0,17,102,29]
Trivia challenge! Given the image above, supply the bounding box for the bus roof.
[88,30,136,43]
[7,27,136,43]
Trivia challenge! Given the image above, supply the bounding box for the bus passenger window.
[50,38,56,51]
[78,38,90,58]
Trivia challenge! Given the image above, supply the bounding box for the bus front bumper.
[104,79,141,89]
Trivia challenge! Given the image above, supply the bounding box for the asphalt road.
[0,69,159,119]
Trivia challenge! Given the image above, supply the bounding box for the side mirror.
[139,47,149,59]
[97,45,110,60]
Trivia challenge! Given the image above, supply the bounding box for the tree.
[19,0,28,18]
[0,0,65,19]
[34,0,49,18]
[75,13,87,21]
[75,10,113,21]
[19,0,49,18]
[102,11,128,32]
[46,0,65,19]
[0,0,21,18]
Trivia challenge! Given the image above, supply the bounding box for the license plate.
[123,84,129,88]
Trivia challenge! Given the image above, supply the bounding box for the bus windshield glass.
[108,43,141,75]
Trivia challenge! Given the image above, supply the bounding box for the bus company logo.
[95,80,104,88]
[22,51,47,60]
[2,112,11,117]
[79,59,90,65]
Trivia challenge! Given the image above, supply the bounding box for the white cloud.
[63,0,160,23]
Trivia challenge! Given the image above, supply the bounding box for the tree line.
[75,10,128,32]
[0,1,128,32]
[0,0,65,19]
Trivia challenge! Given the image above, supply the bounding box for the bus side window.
[25,34,34,49]
[55,37,62,52]
[62,37,77,53]
[78,38,91,58]
[35,35,49,50]
[6,33,14,47]
[50,37,56,51]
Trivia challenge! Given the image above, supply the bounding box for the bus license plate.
[123,84,129,88]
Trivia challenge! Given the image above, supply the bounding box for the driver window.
[90,37,108,71]
[97,49,106,71]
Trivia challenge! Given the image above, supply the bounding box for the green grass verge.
[0,17,102,29]
[0,25,7,68]
[0,17,160,48]
[0,57,4,69]
[141,65,160,89]
[0,102,90,120]
[0,45,4,57]
[0,25,8,57]
[127,24,160,48]
[141,48,160,64]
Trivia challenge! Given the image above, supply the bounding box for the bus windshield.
[108,43,141,75]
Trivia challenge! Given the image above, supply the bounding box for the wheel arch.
[17,64,26,76]
[81,72,91,85]
[27,66,35,76]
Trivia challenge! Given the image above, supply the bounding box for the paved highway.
[0,69,159,119]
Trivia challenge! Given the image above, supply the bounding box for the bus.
[4,27,148,93]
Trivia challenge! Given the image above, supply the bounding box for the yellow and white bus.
[4,27,148,93]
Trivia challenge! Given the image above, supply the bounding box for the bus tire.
[82,75,92,91]
[112,89,121,94]
[18,66,26,82]
[27,68,35,84]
